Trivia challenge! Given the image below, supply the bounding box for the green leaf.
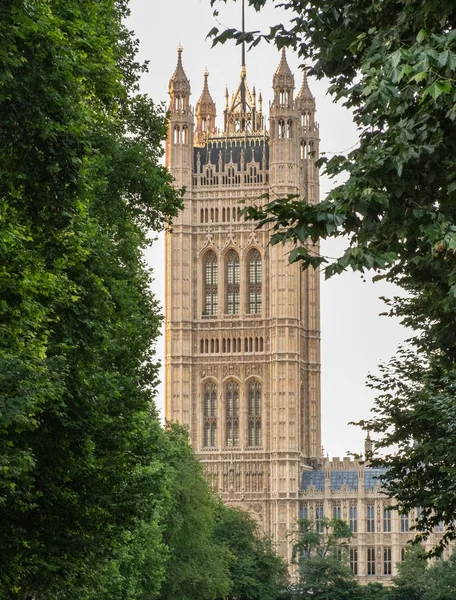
[417,28,428,42]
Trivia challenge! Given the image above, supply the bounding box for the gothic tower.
[165,45,321,564]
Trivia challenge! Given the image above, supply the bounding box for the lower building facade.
[301,455,452,583]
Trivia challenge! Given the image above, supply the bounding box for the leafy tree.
[158,425,232,600]
[290,518,359,600]
[213,503,288,600]
[392,545,428,600]
[423,551,456,600]
[0,0,181,597]
[360,583,392,600]
[209,0,456,546]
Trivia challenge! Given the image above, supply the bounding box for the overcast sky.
[126,0,407,458]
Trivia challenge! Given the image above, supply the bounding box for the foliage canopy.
[210,0,456,548]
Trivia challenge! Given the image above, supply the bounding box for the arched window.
[173,125,180,144]
[286,119,292,138]
[203,381,217,447]
[225,381,239,447]
[226,250,240,314]
[248,380,262,447]
[248,250,262,313]
[203,251,218,316]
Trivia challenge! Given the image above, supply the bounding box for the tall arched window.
[226,250,240,314]
[248,380,262,447]
[225,381,239,447]
[248,249,262,313]
[203,381,217,447]
[204,251,218,316]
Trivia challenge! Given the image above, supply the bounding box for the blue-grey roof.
[301,467,388,491]
[331,470,358,490]
[364,468,387,489]
[301,471,325,491]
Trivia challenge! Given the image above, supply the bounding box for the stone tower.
[165,45,321,563]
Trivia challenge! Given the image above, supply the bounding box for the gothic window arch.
[225,381,239,447]
[203,381,217,447]
[286,119,292,138]
[173,125,180,144]
[247,249,262,314]
[226,250,240,314]
[203,251,218,316]
[248,380,262,447]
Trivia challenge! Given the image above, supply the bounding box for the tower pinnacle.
[195,69,217,144]
[296,67,314,103]
[273,48,295,93]
[169,45,190,98]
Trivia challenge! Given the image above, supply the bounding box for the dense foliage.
[214,503,288,600]
[0,1,290,598]
[290,518,359,600]
[0,0,182,597]
[210,0,456,548]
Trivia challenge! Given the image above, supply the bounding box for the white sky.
[127,0,407,457]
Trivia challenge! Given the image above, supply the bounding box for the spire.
[241,0,246,69]
[296,66,314,104]
[364,432,373,460]
[169,44,190,97]
[273,48,295,90]
[197,69,216,109]
[195,70,217,144]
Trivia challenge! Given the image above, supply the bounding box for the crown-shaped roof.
[224,64,263,134]
[169,44,190,96]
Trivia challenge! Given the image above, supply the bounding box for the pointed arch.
[226,249,240,314]
[203,380,217,447]
[225,380,239,447]
[247,379,262,447]
[203,250,218,316]
[247,248,262,314]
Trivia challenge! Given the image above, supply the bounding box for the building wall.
[165,49,320,565]
[301,457,453,583]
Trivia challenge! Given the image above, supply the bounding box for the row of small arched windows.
[200,337,264,354]
[194,172,266,187]
[200,206,242,223]
[172,125,189,144]
[203,249,262,316]
[203,380,262,448]
[301,140,316,160]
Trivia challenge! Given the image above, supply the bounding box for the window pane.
[248,250,262,313]
[248,381,261,447]
[204,252,218,315]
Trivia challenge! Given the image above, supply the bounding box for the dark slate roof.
[194,139,269,173]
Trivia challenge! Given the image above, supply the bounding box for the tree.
[290,518,359,600]
[159,425,232,600]
[423,551,456,600]
[392,545,428,600]
[360,583,392,600]
[209,0,456,546]
[0,0,181,597]
[213,503,288,600]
